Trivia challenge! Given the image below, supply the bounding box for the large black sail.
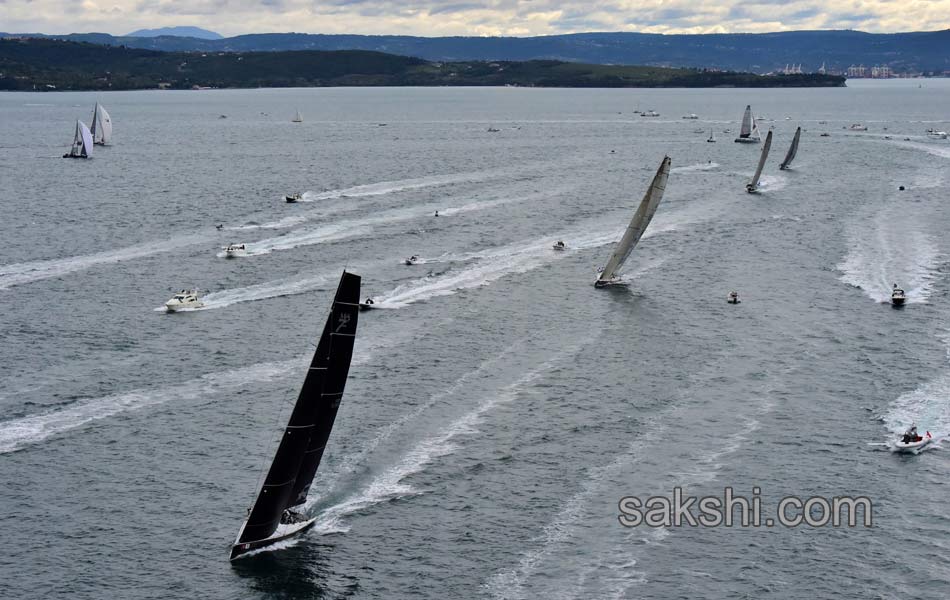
[235,271,360,548]
[288,276,360,507]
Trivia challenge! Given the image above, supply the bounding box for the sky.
[2,0,948,37]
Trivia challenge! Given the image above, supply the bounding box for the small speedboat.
[727,291,740,304]
[223,243,247,258]
[552,241,566,251]
[682,114,699,120]
[848,124,868,131]
[927,130,948,139]
[487,127,501,132]
[359,298,376,311]
[165,289,204,312]
[891,286,906,306]
[820,132,831,137]
[404,255,420,265]
[285,193,302,203]
[892,431,933,454]
[642,110,660,117]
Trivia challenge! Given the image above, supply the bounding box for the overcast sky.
[3,0,948,36]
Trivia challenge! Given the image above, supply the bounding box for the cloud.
[1,0,947,36]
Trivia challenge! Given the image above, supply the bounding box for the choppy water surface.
[2,81,950,598]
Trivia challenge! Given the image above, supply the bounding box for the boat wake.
[309,346,581,536]
[0,360,299,454]
[671,162,719,174]
[838,208,940,304]
[239,187,568,257]
[879,331,950,445]
[0,232,213,290]
[371,218,682,309]
[154,273,338,312]
[755,174,787,193]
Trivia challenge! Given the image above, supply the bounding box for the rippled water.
[2,81,950,599]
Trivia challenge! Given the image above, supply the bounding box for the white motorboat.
[642,110,660,117]
[223,243,247,258]
[727,291,740,304]
[927,129,948,139]
[165,289,204,312]
[552,241,566,251]
[682,113,698,120]
[404,255,420,265]
[892,431,933,454]
[285,193,302,203]
[848,124,868,131]
[891,285,906,306]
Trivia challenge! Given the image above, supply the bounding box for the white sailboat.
[595,156,671,288]
[746,130,773,193]
[90,103,112,145]
[292,109,303,123]
[779,127,801,170]
[63,120,93,158]
[707,129,716,143]
[734,105,761,144]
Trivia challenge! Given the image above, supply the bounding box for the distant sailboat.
[779,127,801,170]
[595,156,671,288]
[707,129,716,143]
[292,109,303,123]
[230,271,361,561]
[734,105,761,143]
[746,130,773,193]
[90,103,112,145]
[63,120,93,158]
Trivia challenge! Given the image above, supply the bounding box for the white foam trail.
[888,140,950,161]
[881,333,950,441]
[0,360,299,454]
[243,188,567,256]
[310,349,574,535]
[838,208,940,304]
[0,329,401,454]
[200,274,333,310]
[485,419,667,600]
[0,232,212,290]
[306,343,524,508]
[671,162,719,173]
[755,174,787,193]
[373,218,680,309]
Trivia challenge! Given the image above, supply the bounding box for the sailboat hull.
[594,277,625,288]
[734,137,760,144]
[230,517,317,561]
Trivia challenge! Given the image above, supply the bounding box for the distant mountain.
[0,39,844,91]
[126,26,222,39]
[1,29,948,73]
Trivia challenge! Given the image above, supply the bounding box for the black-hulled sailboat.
[230,271,361,561]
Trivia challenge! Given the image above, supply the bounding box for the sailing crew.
[902,425,921,444]
[434,210,439,217]
[364,297,374,305]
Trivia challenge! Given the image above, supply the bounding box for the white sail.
[91,103,112,145]
[746,130,773,192]
[79,121,93,156]
[292,109,303,123]
[67,120,93,157]
[739,105,753,137]
[596,156,671,285]
[779,127,801,170]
